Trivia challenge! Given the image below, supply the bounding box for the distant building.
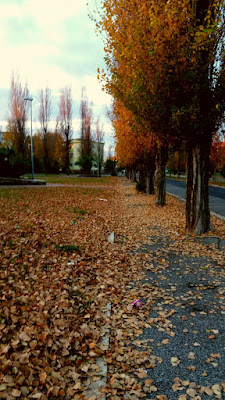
[70,138,104,173]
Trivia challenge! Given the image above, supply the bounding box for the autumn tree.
[7,72,30,159]
[113,99,157,192]
[95,0,225,233]
[93,0,176,204]
[33,131,63,173]
[94,118,104,177]
[170,0,225,233]
[167,145,186,176]
[39,87,52,173]
[210,133,225,175]
[58,85,73,174]
[113,102,138,182]
[78,88,93,175]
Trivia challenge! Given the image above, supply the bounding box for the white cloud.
[26,0,85,26]
[83,75,111,106]
[0,0,114,148]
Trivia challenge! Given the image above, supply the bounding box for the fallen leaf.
[39,371,47,385]
[204,387,213,395]
[145,379,153,387]
[188,352,195,360]
[11,389,21,397]
[187,366,196,371]
[208,335,215,339]
[171,357,180,366]
[186,388,196,397]
[137,370,148,379]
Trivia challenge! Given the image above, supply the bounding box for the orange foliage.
[97,0,225,143]
[113,99,157,168]
[210,135,225,171]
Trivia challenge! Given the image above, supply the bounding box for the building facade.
[70,138,104,174]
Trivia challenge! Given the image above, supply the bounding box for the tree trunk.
[146,169,155,194]
[65,136,70,175]
[131,167,136,182]
[138,164,146,191]
[43,133,48,173]
[98,162,101,177]
[128,168,131,180]
[186,141,211,234]
[155,145,168,205]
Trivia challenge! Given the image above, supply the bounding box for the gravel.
[132,237,225,399]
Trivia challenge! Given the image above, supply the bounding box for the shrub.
[0,147,27,177]
[221,166,225,178]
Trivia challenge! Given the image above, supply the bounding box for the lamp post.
[24,97,34,180]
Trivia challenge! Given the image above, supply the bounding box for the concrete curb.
[166,191,185,203]
[85,303,111,400]
[167,191,225,221]
[211,211,225,222]
[0,177,46,185]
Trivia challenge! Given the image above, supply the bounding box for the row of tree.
[210,134,225,176]
[2,73,104,175]
[94,0,225,233]
[167,135,225,177]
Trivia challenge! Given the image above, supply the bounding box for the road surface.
[166,178,225,218]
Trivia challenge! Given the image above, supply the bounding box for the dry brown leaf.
[11,389,21,398]
[186,388,196,397]
[39,371,47,385]
[171,357,180,366]
[144,379,153,387]
[208,334,215,339]
[187,366,196,371]
[137,370,148,379]
[204,387,213,396]
[188,352,195,360]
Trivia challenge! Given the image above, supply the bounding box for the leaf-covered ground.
[0,177,225,399]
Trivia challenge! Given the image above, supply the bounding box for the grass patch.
[210,180,225,187]
[73,206,87,215]
[166,174,225,187]
[0,189,20,200]
[23,174,114,185]
[55,244,80,252]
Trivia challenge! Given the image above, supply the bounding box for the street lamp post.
[24,97,34,180]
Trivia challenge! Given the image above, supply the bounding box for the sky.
[0,0,114,153]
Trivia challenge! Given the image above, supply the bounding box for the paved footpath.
[132,237,225,399]
[113,179,225,400]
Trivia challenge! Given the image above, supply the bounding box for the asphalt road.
[166,178,225,218]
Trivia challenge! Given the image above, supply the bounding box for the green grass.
[55,244,80,252]
[73,207,87,215]
[210,179,225,187]
[23,174,114,185]
[0,188,21,200]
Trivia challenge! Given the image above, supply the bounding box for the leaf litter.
[0,179,225,399]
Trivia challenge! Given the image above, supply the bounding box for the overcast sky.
[0,0,114,152]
